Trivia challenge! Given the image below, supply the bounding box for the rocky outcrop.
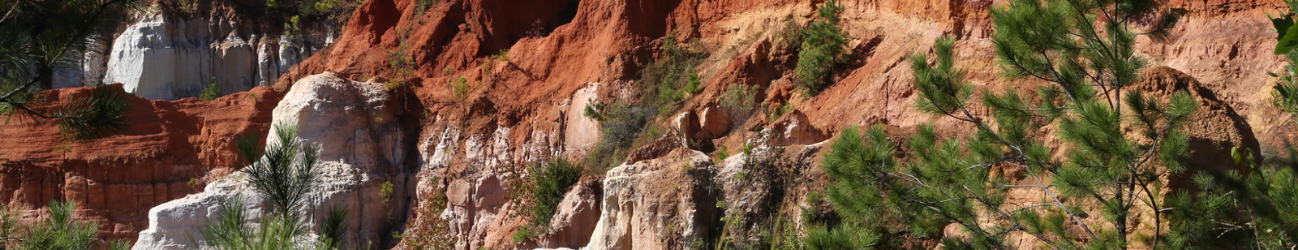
[0,84,282,240]
[586,148,718,250]
[133,72,412,249]
[101,2,333,100]
[1129,66,1264,188]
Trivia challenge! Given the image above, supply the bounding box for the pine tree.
[0,200,129,250]
[196,124,349,250]
[0,0,139,140]
[809,0,1193,248]
[1158,2,1298,249]
[794,0,846,97]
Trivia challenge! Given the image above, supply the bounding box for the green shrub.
[200,77,220,101]
[794,0,846,97]
[584,34,706,173]
[682,70,702,95]
[199,124,348,250]
[400,178,455,250]
[524,159,583,226]
[776,17,804,51]
[640,35,706,107]
[239,123,319,213]
[449,76,472,104]
[8,201,100,250]
[511,158,583,242]
[491,49,510,62]
[583,101,657,172]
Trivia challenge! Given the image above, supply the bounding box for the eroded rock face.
[1130,66,1264,189]
[0,84,282,240]
[133,72,411,249]
[538,177,603,249]
[586,148,718,250]
[103,6,325,100]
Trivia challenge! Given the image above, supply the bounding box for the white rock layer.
[134,72,410,249]
[585,149,718,250]
[102,8,317,100]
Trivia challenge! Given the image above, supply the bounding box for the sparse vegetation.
[511,158,584,242]
[379,181,395,206]
[0,200,127,250]
[449,76,472,104]
[643,35,707,106]
[767,101,792,123]
[415,0,438,14]
[267,0,362,41]
[794,0,846,97]
[583,34,708,172]
[720,83,759,144]
[197,124,347,250]
[776,17,804,52]
[200,77,220,101]
[399,178,456,250]
[491,49,510,62]
[582,100,657,172]
[386,33,416,90]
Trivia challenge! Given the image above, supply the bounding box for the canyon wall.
[0,0,1293,249]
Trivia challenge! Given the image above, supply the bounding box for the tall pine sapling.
[794,0,846,97]
[197,124,350,250]
[811,0,1194,247]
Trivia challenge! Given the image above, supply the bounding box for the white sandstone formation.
[585,148,718,250]
[102,8,317,100]
[134,72,410,249]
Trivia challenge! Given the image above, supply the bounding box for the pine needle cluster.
[0,0,140,140]
[794,0,847,97]
[0,201,129,250]
[196,124,349,250]
[809,0,1201,248]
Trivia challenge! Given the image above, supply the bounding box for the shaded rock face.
[100,3,332,100]
[539,177,603,249]
[1129,66,1263,189]
[587,148,719,250]
[133,72,413,249]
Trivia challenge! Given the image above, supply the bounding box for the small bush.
[682,70,702,95]
[524,159,583,226]
[491,49,510,62]
[640,35,706,107]
[720,83,759,140]
[449,76,472,104]
[776,17,804,51]
[511,158,584,242]
[379,181,394,206]
[9,201,101,250]
[584,101,657,172]
[200,77,220,101]
[795,0,846,97]
[400,178,455,250]
[583,34,706,173]
[415,0,437,13]
[386,31,416,90]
